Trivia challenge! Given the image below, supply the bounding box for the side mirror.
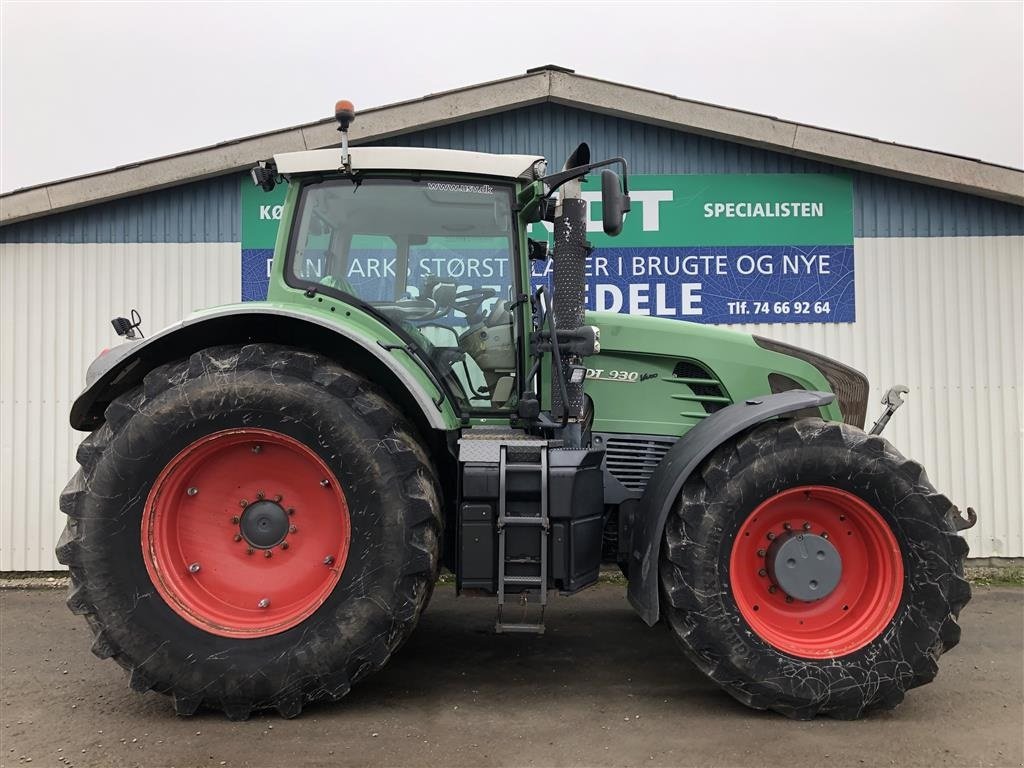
[600,169,631,236]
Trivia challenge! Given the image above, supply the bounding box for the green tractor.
[58,101,974,721]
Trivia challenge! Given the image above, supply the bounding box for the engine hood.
[582,312,845,436]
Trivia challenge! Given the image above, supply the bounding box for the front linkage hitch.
[868,384,977,532]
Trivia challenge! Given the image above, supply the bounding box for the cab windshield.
[288,178,519,411]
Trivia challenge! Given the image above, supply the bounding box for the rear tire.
[57,344,442,719]
[660,418,970,719]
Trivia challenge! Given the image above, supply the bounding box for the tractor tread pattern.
[56,343,442,720]
[660,417,971,720]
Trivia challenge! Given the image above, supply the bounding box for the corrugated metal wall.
[735,236,1024,560]
[0,242,240,570]
[2,237,1019,569]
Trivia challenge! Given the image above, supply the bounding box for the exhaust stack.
[550,143,592,433]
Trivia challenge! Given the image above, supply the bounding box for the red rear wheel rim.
[729,486,903,659]
[142,428,351,638]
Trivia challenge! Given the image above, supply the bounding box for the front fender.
[70,304,456,433]
[626,389,836,625]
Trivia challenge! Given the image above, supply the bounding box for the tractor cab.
[277,158,527,411]
[254,113,632,427]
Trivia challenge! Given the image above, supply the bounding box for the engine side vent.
[600,434,677,492]
[768,373,825,419]
[670,359,731,414]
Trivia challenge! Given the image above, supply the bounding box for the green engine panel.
[584,312,842,437]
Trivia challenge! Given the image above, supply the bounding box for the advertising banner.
[241,173,854,323]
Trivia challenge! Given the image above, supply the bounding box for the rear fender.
[626,390,836,625]
[70,305,456,435]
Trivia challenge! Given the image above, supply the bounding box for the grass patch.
[966,566,1024,587]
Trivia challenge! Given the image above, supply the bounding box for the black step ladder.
[495,444,548,634]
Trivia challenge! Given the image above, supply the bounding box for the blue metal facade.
[2,103,1021,243]
[0,174,240,244]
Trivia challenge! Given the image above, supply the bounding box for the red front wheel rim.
[142,428,351,638]
[729,486,904,659]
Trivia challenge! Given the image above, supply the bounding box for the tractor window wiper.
[367,309,448,411]
[376,340,447,410]
[297,279,449,411]
[531,286,570,428]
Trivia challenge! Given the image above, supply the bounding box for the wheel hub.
[239,500,289,549]
[141,428,351,638]
[767,532,842,601]
[728,486,904,658]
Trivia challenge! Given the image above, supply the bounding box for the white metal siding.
[0,242,240,571]
[0,236,1021,570]
[735,236,1024,560]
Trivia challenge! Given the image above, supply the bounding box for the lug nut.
[239,499,248,508]
[187,487,198,497]
[246,547,254,556]
[320,479,330,488]
[766,532,775,541]
[323,555,335,566]
[757,549,766,557]
[188,562,201,573]
[758,568,768,577]
[803,522,812,531]
[257,598,270,609]
[231,516,240,524]
[768,585,778,594]
[287,508,295,516]
[280,542,289,550]
[233,534,242,542]
[785,596,794,603]
[256,490,265,500]
[264,550,273,559]
[289,525,298,534]
[822,532,830,540]
[252,445,262,454]
[839,514,846,522]
[275,494,283,503]
[783,522,792,531]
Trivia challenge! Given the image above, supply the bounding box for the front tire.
[57,344,442,719]
[660,418,970,719]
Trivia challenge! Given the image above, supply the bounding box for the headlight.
[754,336,870,429]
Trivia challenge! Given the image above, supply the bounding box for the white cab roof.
[273,146,544,180]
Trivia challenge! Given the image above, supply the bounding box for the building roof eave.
[2,67,1021,226]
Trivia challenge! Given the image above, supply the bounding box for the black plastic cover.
[755,336,869,428]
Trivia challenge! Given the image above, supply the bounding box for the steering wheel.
[453,288,498,323]
[372,297,445,322]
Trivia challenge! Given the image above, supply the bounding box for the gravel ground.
[4,564,1022,590]
[1,584,1021,768]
